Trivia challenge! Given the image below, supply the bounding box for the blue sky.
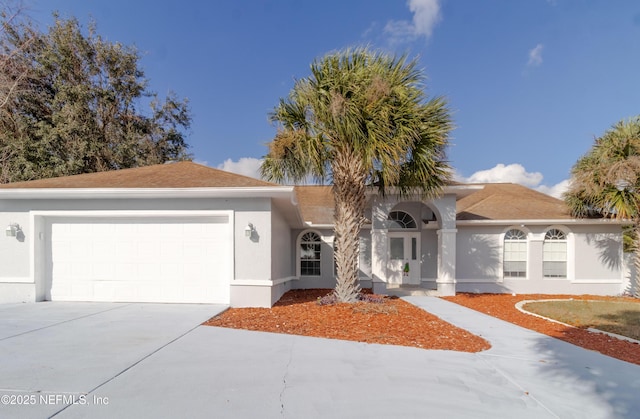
[26,0,640,197]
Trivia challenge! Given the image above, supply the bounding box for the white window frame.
[543,227,568,278]
[503,228,528,279]
[297,230,322,277]
[388,210,417,229]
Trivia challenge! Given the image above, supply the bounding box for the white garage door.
[46,216,231,304]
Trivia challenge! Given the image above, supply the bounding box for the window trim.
[388,210,417,230]
[297,230,322,277]
[543,227,568,279]
[501,227,529,280]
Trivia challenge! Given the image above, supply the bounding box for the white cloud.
[384,20,416,44]
[527,43,544,67]
[384,0,442,44]
[465,163,543,187]
[410,0,442,37]
[217,157,263,180]
[362,22,379,39]
[535,179,570,199]
[457,163,569,199]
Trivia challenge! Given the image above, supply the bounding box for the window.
[390,237,404,259]
[503,229,527,278]
[300,232,321,276]
[543,229,567,278]
[388,211,417,229]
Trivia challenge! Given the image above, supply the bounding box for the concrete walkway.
[404,296,640,419]
[1,298,640,418]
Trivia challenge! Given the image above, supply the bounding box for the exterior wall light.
[244,223,254,237]
[5,223,20,237]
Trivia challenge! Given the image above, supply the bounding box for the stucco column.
[528,234,544,281]
[437,228,457,296]
[370,228,388,293]
[370,195,397,293]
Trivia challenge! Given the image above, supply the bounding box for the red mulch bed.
[204,289,640,365]
[445,293,640,365]
[204,289,490,352]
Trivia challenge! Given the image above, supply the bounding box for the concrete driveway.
[0,302,226,418]
[1,299,640,418]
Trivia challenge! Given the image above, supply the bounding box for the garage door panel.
[138,242,161,259]
[92,240,114,257]
[71,246,91,259]
[183,244,208,261]
[138,263,161,279]
[114,263,137,278]
[115,242,138,260]
[111,281,141,300]
[160,264,180,280]
[47,217,231,304]
[71,282,93,300]
[92,223,115,235]
[160,240,185,257]
[91,263,114,280]
[70,263,92,278]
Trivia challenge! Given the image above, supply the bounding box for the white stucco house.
[0,161,630,307]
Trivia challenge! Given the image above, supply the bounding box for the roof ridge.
[0,160,276,189]
[190,161,277,186]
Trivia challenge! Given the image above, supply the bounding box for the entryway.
[388,232,421,285]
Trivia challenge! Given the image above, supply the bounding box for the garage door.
[46,216,231,304]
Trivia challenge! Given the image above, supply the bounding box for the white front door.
[387,232,420,285]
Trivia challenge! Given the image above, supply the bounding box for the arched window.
[300,231,321,276]
[543,228,567,278]
[388,211,417,229]
[503,229,527,278]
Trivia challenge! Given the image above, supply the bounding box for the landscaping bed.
[445,293,640,365]
[204,289,640,365]
[204,289,490,352]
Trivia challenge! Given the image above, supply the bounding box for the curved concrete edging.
[514,299,577,328]
[515,298,640,345]
[585,327,640,344]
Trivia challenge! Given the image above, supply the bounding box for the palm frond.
[566,116,640,221]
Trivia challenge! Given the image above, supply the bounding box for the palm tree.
[260,47,453,302]
[564,117,640,297]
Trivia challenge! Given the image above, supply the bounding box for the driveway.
[0,302,226,418]
[1,299,640,418]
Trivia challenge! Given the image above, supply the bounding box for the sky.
[23,0,640,198]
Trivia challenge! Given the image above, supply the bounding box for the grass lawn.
[522,299,640,341]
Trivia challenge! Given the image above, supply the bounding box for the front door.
[388,232,420,285]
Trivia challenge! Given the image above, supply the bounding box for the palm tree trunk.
[332,148,367,302]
